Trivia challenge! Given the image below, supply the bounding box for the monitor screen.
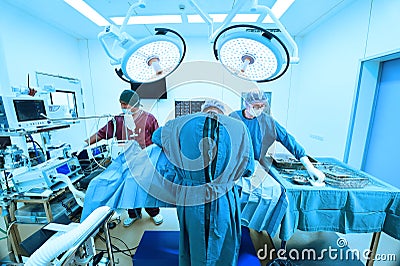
[13,99,47,122]
[0,137,11,149]
[56,163,71,175]
[131,78,167,99]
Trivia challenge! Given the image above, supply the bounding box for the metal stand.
[366,232,381,266]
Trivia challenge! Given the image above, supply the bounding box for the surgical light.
[213,25,289,82]
[188,0,299,82]
[98,1,186,83]
[98,0,296,83]
[121,33,184,83]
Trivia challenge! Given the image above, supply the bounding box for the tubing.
[54,174,85,207]
[25,206,111,266]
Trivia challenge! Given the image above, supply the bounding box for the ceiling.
[4,0,356,40]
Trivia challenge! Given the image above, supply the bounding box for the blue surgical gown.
[152,113,254,266]
[229,110,306,161]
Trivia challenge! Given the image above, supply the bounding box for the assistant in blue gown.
[229,110,306,162]
[152,106,254,266]
[229,90,325,187]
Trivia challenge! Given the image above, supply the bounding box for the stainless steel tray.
[271,154,317,170]
[316,164,370,188]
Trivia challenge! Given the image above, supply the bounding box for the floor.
[95,208,400,266]
[1,207,399,265]
[94,207,277,266]
[95,208,180,265]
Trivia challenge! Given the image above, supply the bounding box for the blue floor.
[132,228,367,265]
[133,226,260,265]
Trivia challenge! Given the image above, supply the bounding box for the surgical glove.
[306,167,326,187]
[300,156,326,187]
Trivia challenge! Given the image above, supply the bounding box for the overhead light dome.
[121,35,184,83]
[213,25,290,83]
[99,0,298,84]
[98,0,186,84]
[217,31,283,81]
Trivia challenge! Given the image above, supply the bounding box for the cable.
[82,157,110,175]
[0,227,6,234]
[108,117,119,159]
[96,234,138,257]
[86,39,97,121]
[3,170,11,191]
[111,235,132,256]
[27,134,43,163]
[97,235,132,257]
[6,221,16,241]
[363,0,374,58]
[0,226,7,240]
[285,62,294,128]
[85,157,110,175]
[26,135,45,164]
[87,146,106,170]
[95,245,138,254]
[93,251,105,265]
[25,137,45,155]
[85,116,116,171]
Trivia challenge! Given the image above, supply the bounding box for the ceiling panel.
[3,0,356,39]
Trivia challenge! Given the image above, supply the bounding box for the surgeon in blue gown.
[229,89,325,184]
[151,99,255,266]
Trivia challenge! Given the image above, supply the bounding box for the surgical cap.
[119,90,141,107]
[244,90,268,106]
[201,99,226,113]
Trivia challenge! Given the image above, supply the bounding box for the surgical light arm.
[187,0,214,37]
[98,0,146,65]
[250,3,299,63]
[98,0,186,83]
[98,25,136,66]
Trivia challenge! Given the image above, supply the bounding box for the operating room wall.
[0,2,84,93]
[286,0,400,160]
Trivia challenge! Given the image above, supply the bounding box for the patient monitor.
[0,95,51,130]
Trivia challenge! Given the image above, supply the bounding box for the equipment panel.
[12,157,83,194]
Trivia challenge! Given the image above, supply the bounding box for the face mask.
[249,107,263,117]
[122,108,139,115]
